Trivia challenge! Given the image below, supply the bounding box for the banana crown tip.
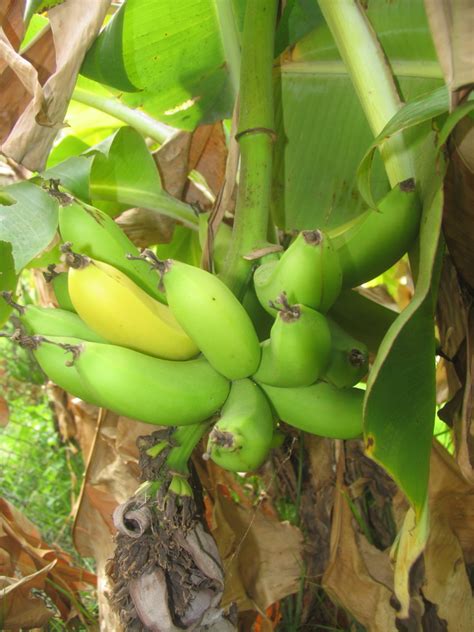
[60,242,90,269]
[209,427,236,449]
[270,292,301,322]
[348,348,367,367]
[302,229,323,246]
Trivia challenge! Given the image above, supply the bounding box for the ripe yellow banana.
[30,336,230,426]
[205,379,274,472]
[260,381,363,439]
[155,257,261,379]
[66,252,199,360]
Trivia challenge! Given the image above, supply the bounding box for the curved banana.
[206,379,274,472]
[254,230,342,316]
[253,294,332,387]
[58,201,165,302]
[66,254,199,360]
[19,304,108,343]
[50,271,76,312]
[323,319,369,388]
[334,182,420,289]
[157,258,261,379]
[260,381,363,439]
[31,336,231,426]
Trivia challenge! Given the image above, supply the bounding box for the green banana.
[329,289,398,354]
[43,266,76,312]
[323,319,369,388]
[254,230,342,316]
[260,382,364,439]
[334,182,420,289]
[58,201,166,302]
[154,257,261,380]
[18,304,108,343]
[52,272,76,312]
[253,293,332,387]
[205,379,274,472]
[241,283,274,342]
[30,336,231,426]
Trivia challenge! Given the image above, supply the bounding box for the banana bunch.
[1,182,418,476]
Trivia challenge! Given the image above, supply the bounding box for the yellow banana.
[65,251,199,360]
[29,335,230,426]
[206,379,274,472]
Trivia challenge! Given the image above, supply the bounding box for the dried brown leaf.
[424,0,474,106]
[322,485,397,632]
[0,0,111,170]
[185,122,227,208]
[0,563,56,629]
[115,207,175,248]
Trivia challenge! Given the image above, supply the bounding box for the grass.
[0,330,98,629]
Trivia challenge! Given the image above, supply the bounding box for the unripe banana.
[156,258,261,380]
[19,304,108,343]
[254,230,342,316]
[334,181,420,288]
[66,253,199,360]
[52,272,76,312]
[241,283,274,342]
[329,289,398,354]
[58,201,166,302]
[260,382,363,439]
[253,294,332,387]
[205,379,274,472]
[43,267,76,312]
[31,336,231,426]
[323,319,369,388]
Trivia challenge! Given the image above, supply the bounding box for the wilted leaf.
[0,563,56,629]
[424,0,474,106]
[196,460,303,615]
[0,0,110,171]
[0,497,96,626]
[322,483,397,631]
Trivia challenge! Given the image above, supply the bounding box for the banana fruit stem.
[166,422,211,474]
[220,0,279,297]
[317,0,414,186]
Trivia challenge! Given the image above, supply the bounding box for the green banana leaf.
[88,127,198,227]
[0,182,59,273]
[81,0,246,130]
[0,241,17,328]
[273,0,444,230]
